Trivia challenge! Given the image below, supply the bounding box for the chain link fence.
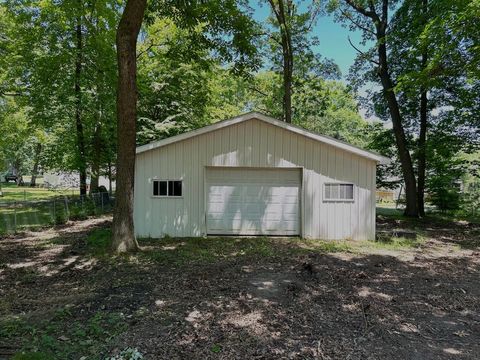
[0,192,114,235]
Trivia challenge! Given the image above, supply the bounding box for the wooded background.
[0,0,478,219]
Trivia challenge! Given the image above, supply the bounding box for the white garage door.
[206,167,301,235]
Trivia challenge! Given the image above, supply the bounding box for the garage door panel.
[206,168,301,236]
[208,212,299,222]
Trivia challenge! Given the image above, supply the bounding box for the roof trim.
[136,112,390,164]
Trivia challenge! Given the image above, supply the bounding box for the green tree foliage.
[1,0,119,192]
[0,100,34,177]
[330,0,479,214]
[262,0,339,122]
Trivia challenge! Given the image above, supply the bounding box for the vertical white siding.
[134,118,377,240]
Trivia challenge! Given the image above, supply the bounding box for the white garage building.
[134,112,388,240]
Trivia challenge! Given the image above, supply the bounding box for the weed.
[8,310,128,359]
[86,228,112,256]
[211,344,222,353]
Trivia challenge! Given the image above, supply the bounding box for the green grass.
[0,203,61,234]
[85,228,283,264]
[1,309,128,360]
[0,193,111,234]
[298,239,354,253]
[0,183,75,203]
[86,228,113,256]
[365,235,425,250]
[139,236,278,265]
[376,205,480,224]
[87,224,426,266]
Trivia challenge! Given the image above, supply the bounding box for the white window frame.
[152,179,183,198]
[323,182,355,202]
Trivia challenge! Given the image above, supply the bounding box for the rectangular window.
[153,180,182,197]
[324,183,354,201]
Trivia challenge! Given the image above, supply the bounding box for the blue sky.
[250,2,364,78]
[249,2,381,121]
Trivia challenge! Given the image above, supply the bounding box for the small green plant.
[211,344,222,353]
[86,228,112,256]
[53,212,67,225]
[10,311,128,359]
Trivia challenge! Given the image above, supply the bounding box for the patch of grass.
[2,310,128,359]
[0,191,111,235]
[376,206,406,220]
[366,235,425,250]
[0,184,73,203]
[299,239,354,253]
[86,228,112,256]
[377,205,480,226]
[0,203,58,234]
[139,236,277,265]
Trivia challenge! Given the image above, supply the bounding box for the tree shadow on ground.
[0,217,479,359]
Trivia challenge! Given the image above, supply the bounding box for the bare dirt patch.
[0,215,479,359]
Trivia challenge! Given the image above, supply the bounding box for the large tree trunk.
[376,24,419,217]
[30,142,42,187]
[74,12,87,196]
[269,0,293,123]
[417,0,428,217]
[111,0,147,253]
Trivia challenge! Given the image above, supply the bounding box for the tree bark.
[417,76,427,217]
[376,26,418,217]
[89,124,102,194]
[108,161,113,195]
[111,0,147,253]
[269,0,293,123]
[74,11,87,196]
[30,142,42,187]
[417,0,428,217]
[344,0,419,217]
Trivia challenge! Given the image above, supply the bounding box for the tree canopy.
[0,0,478,241]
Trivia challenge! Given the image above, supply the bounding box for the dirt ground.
[0,214,479,359]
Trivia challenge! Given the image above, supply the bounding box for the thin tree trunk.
[344,0,419,217]
[269,0,293,123]
[75,12,87,196]
[30,142,42,187]
[418,84,427,217]
[108,161,113,195]
[111,0,147,253]
[376,23,418,217]
[89,124,102,194]
[417,0,428,217]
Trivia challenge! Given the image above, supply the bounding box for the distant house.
[43,172,115,191]
[134,112,389,240]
